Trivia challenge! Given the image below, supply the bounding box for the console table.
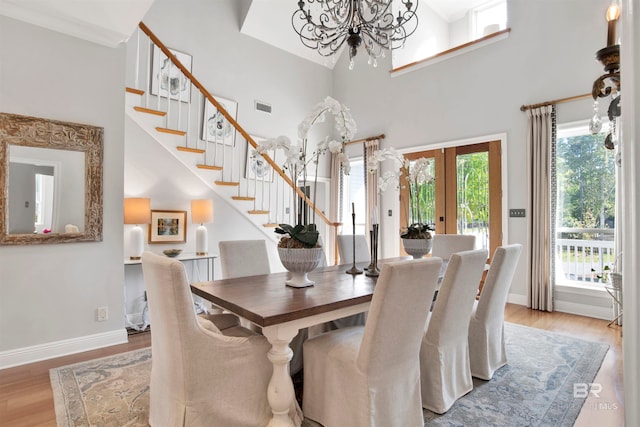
[124,252,217,281]
[124,253,218,330]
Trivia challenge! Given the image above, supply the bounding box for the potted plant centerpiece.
[368,148,435,258]
[254,96,355,287]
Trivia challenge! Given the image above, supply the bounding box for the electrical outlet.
[388,209,392,217]
[97,306,109,321]
[510,209,526,218]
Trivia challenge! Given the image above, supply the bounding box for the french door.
[400,140,503,258]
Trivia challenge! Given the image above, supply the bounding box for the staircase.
[125,22,338,249]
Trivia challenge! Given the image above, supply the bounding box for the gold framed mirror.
[0,113,103,245]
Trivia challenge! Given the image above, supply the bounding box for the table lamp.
[191,199,213,255]
[124,198,150,260]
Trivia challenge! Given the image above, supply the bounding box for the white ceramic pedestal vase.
[278,247,324,288]
[402,237,433,259]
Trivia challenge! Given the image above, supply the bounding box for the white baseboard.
[507,293,527,306]
[507,292,613,320]
[554,300,613,321]
[0,329,128,370]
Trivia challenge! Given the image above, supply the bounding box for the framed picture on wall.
[245,135,274,182]
[150,45,192,102]
[201,96,237,146]
[149,210,187,244]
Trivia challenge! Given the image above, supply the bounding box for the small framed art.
[245,136,274,182]
[150,45,192,102]
[149,210,187,244]
[201,96,237,146]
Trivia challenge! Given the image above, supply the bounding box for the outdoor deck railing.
[555,227,615,284]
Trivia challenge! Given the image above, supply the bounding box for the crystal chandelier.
[292,0,419,70]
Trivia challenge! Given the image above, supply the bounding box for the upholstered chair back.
[219,239,270,278]
[475,244,522,328]
[426,248,488,346]
[431,234,477,261]
[357,258,442,375]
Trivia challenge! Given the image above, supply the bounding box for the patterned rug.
[50,323,608,426]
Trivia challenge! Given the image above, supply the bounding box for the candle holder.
[346,211,363,275]
[365,224,380,277]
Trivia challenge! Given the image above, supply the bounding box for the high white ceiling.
[0,0,489,68]
[240,0,492,70]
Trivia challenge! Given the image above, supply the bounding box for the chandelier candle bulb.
[606,2,620,46]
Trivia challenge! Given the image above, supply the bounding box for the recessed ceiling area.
[240,0,496,70]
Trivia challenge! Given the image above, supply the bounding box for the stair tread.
[177,146,205,154]
[126,87,144,95]
[157,127,186,136]
[215,181,240,186]
[196,164,223,170]
[134,106,166,116]
[248,210,269,215]
[263,223,279,227]
[231,196,255,201]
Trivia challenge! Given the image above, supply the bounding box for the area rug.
[50,323,608,426]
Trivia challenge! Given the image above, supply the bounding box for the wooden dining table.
[191,257,415,427]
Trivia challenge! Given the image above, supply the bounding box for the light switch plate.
[510,209,526,218]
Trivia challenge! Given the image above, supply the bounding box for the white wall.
[333,0,611,307]
[622,0,639,423]
[0,16,126,363]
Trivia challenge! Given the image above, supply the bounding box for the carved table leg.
[262,325,300,427]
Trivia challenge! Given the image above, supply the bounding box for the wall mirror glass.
[0,113,103,245]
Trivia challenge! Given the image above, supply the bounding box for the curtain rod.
[344,133,386,146]
[520,93,592,112]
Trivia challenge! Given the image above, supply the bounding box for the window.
[472,1,507,40]
[34,172,54,233]
[340,159,367,235]
[554,122,617,287]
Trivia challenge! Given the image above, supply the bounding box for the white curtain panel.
[526,105,555,311]
[364,139,380,244]
[329,152,343,265]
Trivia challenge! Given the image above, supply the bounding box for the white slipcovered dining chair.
[431,234,477,261]
[141,252,302,427]
[303,258,443,427]
[219,239,271,279]
[218,239,307,374]
[420,248,488,414]
[468,244,522,380]
[337,234,370,265]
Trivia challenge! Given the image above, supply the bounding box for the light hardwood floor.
[0,304,624,426]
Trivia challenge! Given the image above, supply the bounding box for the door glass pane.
[457,152,489,249]
[407,158,435,226]
[555,126,616,285]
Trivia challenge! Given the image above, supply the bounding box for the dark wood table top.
[191,258,410,327]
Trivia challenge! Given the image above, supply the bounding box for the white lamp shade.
[124,198,151,225]
[191,199,214,224]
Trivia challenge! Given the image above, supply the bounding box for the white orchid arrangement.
[367,148,435,239]
[254,96,356,248]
